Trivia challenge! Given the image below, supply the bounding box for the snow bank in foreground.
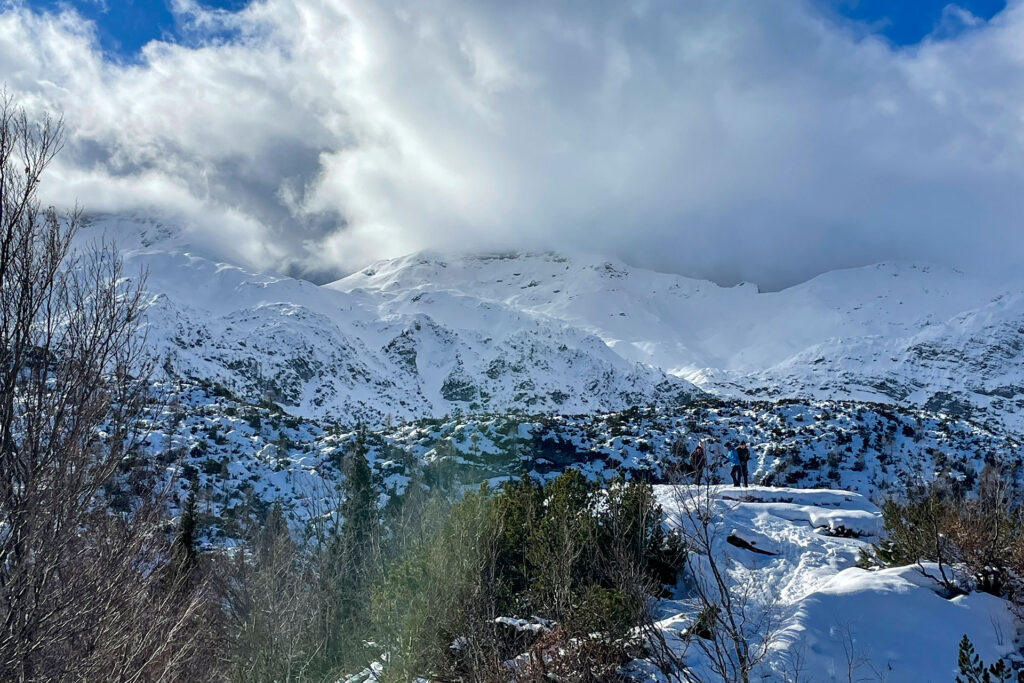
[650,486,1018,682]
[779,564,1016,682]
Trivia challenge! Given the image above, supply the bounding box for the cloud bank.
[2,0,1024,287]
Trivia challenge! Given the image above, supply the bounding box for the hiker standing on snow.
[690,440,706,486]
[728,443,742,487]
[736,441,751,488]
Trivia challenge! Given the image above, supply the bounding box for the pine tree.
[256,502,291,565]
[956,635,1023,683]
[340,429,376,568]
[527,469,596,620]
[326,428,379,667]
[170,478,199,584]
[492,477,544,608]
[959,634,987,683]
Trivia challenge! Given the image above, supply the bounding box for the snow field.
[648,486,1017,682]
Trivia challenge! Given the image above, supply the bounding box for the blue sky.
[24,0,1010,58]
[822,0,1006,43]
[27,0,248,56]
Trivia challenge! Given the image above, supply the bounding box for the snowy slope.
[149,389,1020,545]
[332,253,988,375]
[640,486,1019,682]
[333,251,1024,430]
[79,213,1024,433]
[79,216,696,425]
[76,213,1024,679]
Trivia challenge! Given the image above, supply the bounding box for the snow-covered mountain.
[336,249,1024,430]
[89,216,696,426]
[84,214,1024,432]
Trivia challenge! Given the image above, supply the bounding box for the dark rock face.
[924,392,974,418]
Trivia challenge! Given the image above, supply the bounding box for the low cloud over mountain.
[4,0,1024,287]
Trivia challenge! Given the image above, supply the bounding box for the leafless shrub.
[644,483,781,683]
[221,504,327,682]
[0,90,221,681]
[877,465,1024,600]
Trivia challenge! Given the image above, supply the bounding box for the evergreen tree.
[956,635,1023,683]
[371,486,498,679]
[527,469,596,620]
[170,477,199,584]
[959,634,987,683]
[492,477,544,609]
[326,428,380,668]
[600,477,683,590]
[257,502,291,565]
[340,429,376,569]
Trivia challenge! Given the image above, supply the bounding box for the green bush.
[956,634,1023,683]
[877,474,1024,599]
[367,470,685,679]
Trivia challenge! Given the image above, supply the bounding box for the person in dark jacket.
[736,441,751,487]
[690,441,706,485]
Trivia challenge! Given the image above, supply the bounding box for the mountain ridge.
[79,214,1024,433]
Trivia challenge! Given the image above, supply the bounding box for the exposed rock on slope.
[86,215,1024,433]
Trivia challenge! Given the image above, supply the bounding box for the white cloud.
[2,0,1023,287]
